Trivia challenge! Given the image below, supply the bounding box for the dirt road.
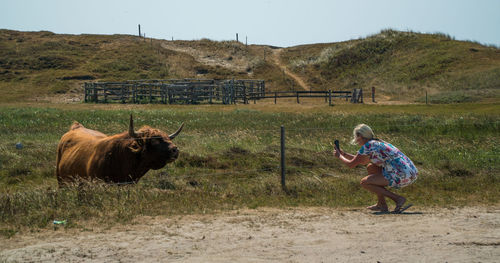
[1,207,499,262]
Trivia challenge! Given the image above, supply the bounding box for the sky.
[1,0,499,47]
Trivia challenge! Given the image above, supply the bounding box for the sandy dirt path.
[271,49,310,91]
[1,207,499,262]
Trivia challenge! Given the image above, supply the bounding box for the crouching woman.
[334,124,418,213]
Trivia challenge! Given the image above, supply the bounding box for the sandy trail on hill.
[1,207,499,262]
[271,49,310,91]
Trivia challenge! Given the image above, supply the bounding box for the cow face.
[140,129,180,169]
[148,136,179,162]
[128,115,184,170]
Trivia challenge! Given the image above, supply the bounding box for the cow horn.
[169,123,184,139]
[129,114,137,138]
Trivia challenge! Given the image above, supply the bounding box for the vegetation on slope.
[0,29,499,103]
[0,31,173,101]
[0,30,293,102]
[281,30,500,103]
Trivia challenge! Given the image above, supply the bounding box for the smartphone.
[334,140,340,150]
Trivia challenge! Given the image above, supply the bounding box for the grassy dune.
[0,102,498,233]
[0,30,288,103]
[281,30,500,102]
[0,31,173,102]
[1,29,499,103]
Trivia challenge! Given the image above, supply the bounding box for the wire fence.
[4,120,499,143]
[2,122,499,184]
[3,122,500,158]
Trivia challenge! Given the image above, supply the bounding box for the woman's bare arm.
[337,152,370,168]
[341,151,355,160]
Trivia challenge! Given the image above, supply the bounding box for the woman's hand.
[334,148,341,158]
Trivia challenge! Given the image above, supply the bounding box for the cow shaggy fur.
[56,116,182,186]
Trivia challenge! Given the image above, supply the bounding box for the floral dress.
[358,140,418,188]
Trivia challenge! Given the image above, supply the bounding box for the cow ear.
[128,141,142,153]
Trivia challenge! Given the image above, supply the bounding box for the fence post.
[244,85,247,104]
[209,86,213,104]
[149,86,152,103]
[328,89,332,106]
[84,83,88,102]
[262,81,266,97]
[275,92,277,104]
[296,91,300,104]
[104,84,108,103]
[165,84,169,104]
[372,86,376,103]
[231,79,235,104]
[132,84,136,103]
[160,85,164,104]
[222,84,226,104]
[93,84,96,102]
[121,86,125,104]
[190,84,195,104]
[167,85,171,104]
[280,125,286,192]
[360,88,363,103]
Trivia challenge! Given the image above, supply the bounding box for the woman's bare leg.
[364,164,389,211]
[360,172,406,211]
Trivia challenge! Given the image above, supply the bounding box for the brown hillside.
[0,29,499,103]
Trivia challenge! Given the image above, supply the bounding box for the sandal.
[366,205,389,212]
[392,204,413,214]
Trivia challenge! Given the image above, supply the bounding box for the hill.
[0,29,499,103]
[281,30,500,103]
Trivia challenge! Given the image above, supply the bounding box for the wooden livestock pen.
[84,79,265,104]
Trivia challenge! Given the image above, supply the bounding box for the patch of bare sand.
[160,41,253,73]
[1,206,499,262]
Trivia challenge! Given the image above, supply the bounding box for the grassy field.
[0,101,498,235]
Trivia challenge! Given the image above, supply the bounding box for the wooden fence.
[264,90,362,105]
[84,79,265,104]
[84,79,363,104]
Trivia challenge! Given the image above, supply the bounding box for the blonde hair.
[351,124,375,144]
